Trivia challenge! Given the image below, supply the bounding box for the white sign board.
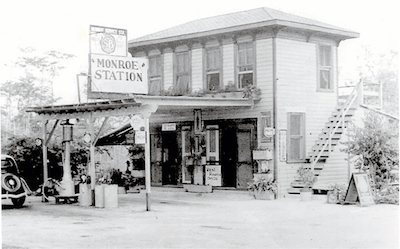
[205,165,222,186]
[90,54,148,94]
[135,131,146,144]
[90,25,127,56]
[130,115,145,131]
[162,123,177,131]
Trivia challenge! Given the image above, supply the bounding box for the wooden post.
[42,121,48,202]
[144,113,151,211]
[89,113,96,205]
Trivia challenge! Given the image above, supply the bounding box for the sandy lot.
[2,187,399,249]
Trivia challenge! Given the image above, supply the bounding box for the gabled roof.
[129,7,359,47]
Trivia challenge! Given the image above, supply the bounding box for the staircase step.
[315,140,339,146]
[287,188,301,194]
[321,128,343,134]
[319,133,342,139]
[328,116,353,123]
[308,151,330,158]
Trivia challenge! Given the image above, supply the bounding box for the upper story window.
[237,42,254,89]
[318,45,333,90]
[149,55,162,95]
[175,51,191,95]
[205,47,221,91]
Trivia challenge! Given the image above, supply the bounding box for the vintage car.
[1,155,31,207]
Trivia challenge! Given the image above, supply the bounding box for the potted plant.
[247,177,277,200]
[297,165,317,201]
[327,183,347,204]
[242,85,261,100]
[95,168,118,208]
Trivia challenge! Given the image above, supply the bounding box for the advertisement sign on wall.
[90,54,148,94]
[90,25,127,56]
[205,165,222,186]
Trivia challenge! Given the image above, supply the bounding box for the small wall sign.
[162,123,177,131]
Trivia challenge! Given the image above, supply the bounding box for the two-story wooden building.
[120,7,359,195]
[28,7,361,198]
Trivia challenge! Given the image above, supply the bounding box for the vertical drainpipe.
[272,27,279,196]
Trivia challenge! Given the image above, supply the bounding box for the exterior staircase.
[287,80,363,195]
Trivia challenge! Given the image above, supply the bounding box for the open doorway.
[161,132,179,185]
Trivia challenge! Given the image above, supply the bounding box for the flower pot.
[118,186,127,194]
[95,185,105,208]
[183,184,212,193]
[327,191,339,204]
[79,184,92,207]
[254,190,275,200]
[104,184,118,208]
[300,188,313,201]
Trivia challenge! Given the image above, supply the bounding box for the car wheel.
[11,196,26,207]
[1,173,22,192]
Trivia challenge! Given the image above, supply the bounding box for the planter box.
[253,190,275,200]
[253,173,273,182]
[79,184,92,206]
[183,184,212,193]
[118,186,127,194]
[300,188,313,201]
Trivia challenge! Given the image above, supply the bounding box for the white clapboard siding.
[222,42,234,86]
[163,51,173,90]
[191,47,203,92]
[274,38,338,197]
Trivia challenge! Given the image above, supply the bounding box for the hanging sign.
[343,172,375,207]
[279,130,287,162]
[90,54,148,94]
[130,115,145,131]
[135,131,146,144]
[90,25,127,56]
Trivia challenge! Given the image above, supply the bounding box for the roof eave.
[128,20,359,48]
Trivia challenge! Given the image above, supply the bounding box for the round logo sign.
[100,34,116,54]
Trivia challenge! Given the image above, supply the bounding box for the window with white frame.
[318,45,332,90]
[149,55,162,95]
[175,51,190,95]
[237,42,254,89]
[287,113,305,162]
[205,47,221,91]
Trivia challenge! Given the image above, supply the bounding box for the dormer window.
[318,45,333,90]
[237,42,254,89]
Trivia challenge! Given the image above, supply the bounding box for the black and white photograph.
[1,0,398,248]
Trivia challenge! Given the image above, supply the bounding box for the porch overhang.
[26,95,254,121]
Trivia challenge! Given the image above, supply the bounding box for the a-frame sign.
[343,172,375,206]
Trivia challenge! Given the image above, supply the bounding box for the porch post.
[42,121,48,202]
[89,113,96,205]
[144,113,151,211]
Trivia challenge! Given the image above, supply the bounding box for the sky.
[1,0,399,104]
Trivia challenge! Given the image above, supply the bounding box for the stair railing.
[310,79,363,172]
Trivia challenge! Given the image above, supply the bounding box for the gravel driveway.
[2,187,399,248]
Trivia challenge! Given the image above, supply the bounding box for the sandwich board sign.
[343,172,375,207]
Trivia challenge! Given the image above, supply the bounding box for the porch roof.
[26,95,254,121]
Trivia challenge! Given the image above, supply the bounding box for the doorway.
[161,132,179,185]
[221,123,238,187]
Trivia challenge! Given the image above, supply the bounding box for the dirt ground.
[2,187,399,249]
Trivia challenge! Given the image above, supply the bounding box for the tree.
[356,47,398,116]
[1,47,74,139]
[343,111,399,190]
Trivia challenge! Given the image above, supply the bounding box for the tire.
[11,196,26,207]
[2,173,22,192]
